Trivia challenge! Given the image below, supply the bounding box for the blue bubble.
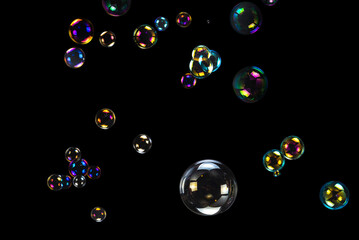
[154,16,169,31]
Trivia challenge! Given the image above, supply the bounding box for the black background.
[41,0,356,236]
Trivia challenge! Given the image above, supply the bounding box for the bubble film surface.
[102,0,131,17]
[280,136,305,160]
[263,149,285,177]
[69,159,89,177]
[181,73,197,89]
[99,31,116,47]
[179,159,238,216]
[319,181,349,210]
[230,2,262,35]
[176,12,192,28]
[189,58,213,79]
[133,134,152,154]
[91,207,107,222]
[192,45,211,61]
[64,47,85,69]
[233,66,268,103]
[209,50,221,72]
[69,18,94,44]
[154,16,169,31]
[95,108,116,130]
[133,24,158,49]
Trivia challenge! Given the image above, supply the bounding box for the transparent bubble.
[280,136,305,160]
[209,50,221,72]
[262,0,278,6]
[65,147,81,163]
[189,58,213,79]
[230,2,262,35]
[233,66,268,103]
[102,0,131,17]
[181,73,197,89]
[68,18,94,44]
[73,175,86,188]
[99,31,116,47]
[133,134,152,154]
[95,108,116,130]
[133,24,158,49]
[61,175,72,190]
[176,12,192,28]
[319,181,349,210]
[154,16,169,31]
[179,159,238,216]
[91,207,107,222]
[192,45,211,62]
[88,166,101,180]
[64,47,85,69]
[69,159,89,177]
[263,149,285,177]
[47,174,63,191]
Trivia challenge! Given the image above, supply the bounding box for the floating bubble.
[69,159,89,177]
[181,73,197,89]
[95,108,116,130]
[47,174,63,191]
[133,24,158,49]
[176,12,192,28]
[230,2,262,35]
[73,175,86,188]
[280,136,305,160]
[65,147,81,163]
[179,159,238,216]
[192,45,211,61]
[68,18,94,44]
[189,58,213,79]
[233,66,268,103]
[154,16,169,31]
[99,31,116,47]
[61,175,72,190]
[133,134,152,154]
[88,166,101,180]
[209,50,221,72]
[64,47,85,69]
[102,0,131,17]
[262,0,278,6]
[91,207,107,222]
[319,181,349,210]
[263,149,285,177]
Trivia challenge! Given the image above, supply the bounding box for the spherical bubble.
[133,134,152,154]
[133,24,158,49]
[179,159,238,216]
[192,45,211,62]
[68,18,94,44]
[95,108,116,130]
[64,47,85,69]
[209,50,221,72]
[263,149,285,177]
[181,73,197,89]
[88,166,101,180]
[230,2,262,35]
[73,175,86,188]
[233,66,268,103]
[280,136,305,160]
[91,207,107,222]
[65,147,81,163]
[69,159,89,177]
[189,58,213,79]
[319,181,349,210]
[47,174,63,191]
[102,0,131,17]
[176,12,192,28]
[99,31,116,47]
[61,175,72,190]
[262,0,278,6]
[154,16,169,31]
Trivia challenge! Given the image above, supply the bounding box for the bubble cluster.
[133,24,158,49]
[133,134,152,154]
[95,108,116,130]
[102,0,131,17]
[69,18,94,44]
[319,181,349,210]
[176,12,192,28]
[230,2,262,35]
[64,47,85,69]
[99,31,116,47]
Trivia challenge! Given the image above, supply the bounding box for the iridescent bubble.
[68,18,94,44]
[102,0,131,17]
[192,45,211,62]
[133,24,158,49]
[230,2,262,35]
[154,16,169,32]
[179,159,238,216]
[99,31,116,47]
[95,108,116,130]
[319,181,349,210]
[262,0,279,6]
[280,136,305,160]
[133,134,152,154]
[189,58,213,79]
[232,66,268,103]
[209,50,221,72]
[47,174,63,191]
[61,175,72,190]
[88,166,101,180]
[181,73,197,89]
[65,147,81,163]
[263,149,285,177]
[64,47,85,69]
[73,175,86,188]
[69,159,89,177]
[91,207,107,222]
[176,12,192,28]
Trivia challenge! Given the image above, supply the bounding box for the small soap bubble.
[91,207,107,222]
[68,18,94,44]
[280,136,304,160]
[263,149,285,177]
[154,16,169,31]
[181,73,197,89]
[133,134,152,154]
[209,50,221,72]
[88,166,101,180]
[61,175,72,190]
[319,181,349,210]
[189,58,213,79]
[65,147,81,163]
[64,47,85,69]
[262,0,278,6]
[95,108,116,130]
[230,2,262,35]
[179,159,238,216]
[47,174,63,191]
[176,12,192,28]
[99,31,116,47]
[133,24,158,49]
[73,175,86,188]
[69,159,89,177]
[192,45,211,62]
[102,0,131,17]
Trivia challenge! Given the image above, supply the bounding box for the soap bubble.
[181,73,197,89]
[176,12,192,28]
[263,149,285,177]
[209,50,221,72]
[65,147,81,163]
[133,24,158,49]
[319,181,349,210]
[73,175,86,188]
[154,16,169,31]
[64,47,85,69]
[262,0,278,6]
[189,58,213,79]
[91,207,107,222]
[179,159,238,216]
[61,175,72,190]
[88,166,101,180]
[280,136,305,160]
[69,159,89,177]
[95,108,116,130]
[68,18,94,44]
[102,0,131,17]
[47,174,63,191]
[230,2,262,35]
[133,134,152,154]
[99,31,116,47]
[192,45,211,62]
